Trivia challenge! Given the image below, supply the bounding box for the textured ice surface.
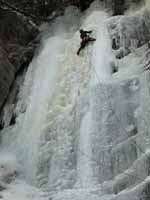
[1,2,150,200]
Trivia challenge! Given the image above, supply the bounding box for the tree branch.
[0,0,47,26]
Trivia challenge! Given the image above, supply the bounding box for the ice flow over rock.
[1,2,150,200]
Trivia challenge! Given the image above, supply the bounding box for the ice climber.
[77,29,96,55]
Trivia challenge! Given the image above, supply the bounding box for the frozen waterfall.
[76,20,113,189]
[1,2,150,200]
[2,35,65,184]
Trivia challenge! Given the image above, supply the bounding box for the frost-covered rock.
[0,153,18,190]
[108,7,150,58]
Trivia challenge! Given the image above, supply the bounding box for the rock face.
[0,46,15,109]
[0,6,39,110]
[113,0,125,15]
[0,7,38,69]
[111,0,143,15]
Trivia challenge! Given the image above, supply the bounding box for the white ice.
[0,2,150,200]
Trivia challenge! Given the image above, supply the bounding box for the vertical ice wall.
[1,2,150,200]
[76,20,113,188]
[1,36,65,185]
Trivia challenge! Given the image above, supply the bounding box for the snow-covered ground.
[1,1,150,200]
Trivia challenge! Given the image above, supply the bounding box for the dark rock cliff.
[0,6,38,109]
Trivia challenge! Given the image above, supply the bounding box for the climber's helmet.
[80,29,84,33]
